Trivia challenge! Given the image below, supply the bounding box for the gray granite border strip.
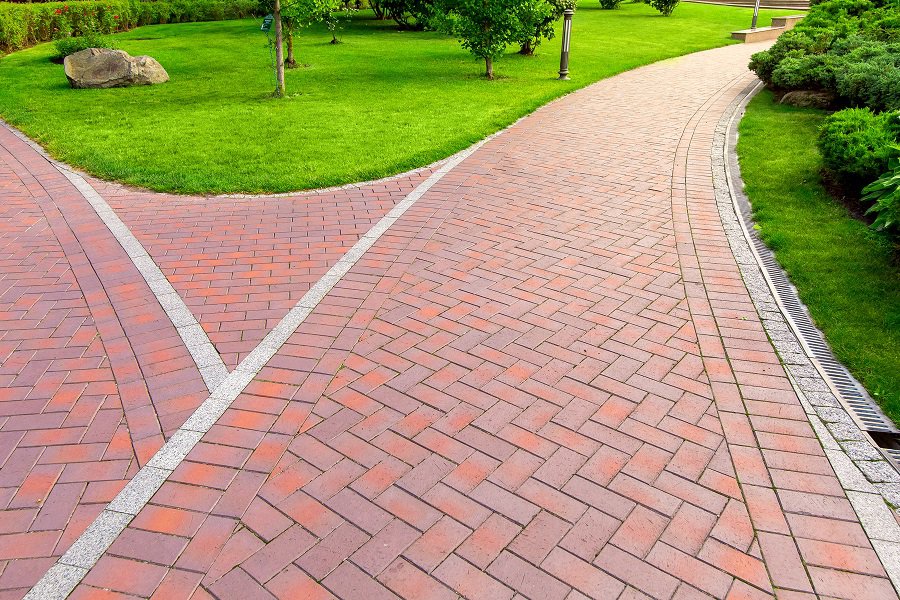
[714,79,900,590]
[1,121,230,393]
[22,123,491,600]
[219,162,443,200]
[57,167,230,392]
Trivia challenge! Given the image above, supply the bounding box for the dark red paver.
[2,40,897,600]
[0,131,141,599]
[0,128,433,598]
[94,175,430,369]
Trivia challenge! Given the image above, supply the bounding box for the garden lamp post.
[558,8,574,81]
[751,0,761,29]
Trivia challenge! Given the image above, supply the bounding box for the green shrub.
[54,30,116,59]
[770,52,836,90]
[648,0,678,15]
[801,0,874,26]
[0,0,262,52]
[864,7,900,41]
[863,154,900,231]
[748,0,900,111]
[834,51,900,112]
[818,108,900,186]
[749,29,832,84]
[599,0,623,8]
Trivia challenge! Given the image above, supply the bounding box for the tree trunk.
[273,0,285,96]
[286,29,296,68]
[519,40,533,55]
[485,56,494,80]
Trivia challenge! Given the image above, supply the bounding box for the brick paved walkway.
[1,41,897,599]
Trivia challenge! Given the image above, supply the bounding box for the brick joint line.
[718,80,900,591]
[22,129,491,600]
[56,166,230,392]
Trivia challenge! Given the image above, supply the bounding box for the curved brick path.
[1,42,897,599]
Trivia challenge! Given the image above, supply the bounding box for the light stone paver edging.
[7,45,898,598]
[14,87,574,598]
[2,121,230,393]
[21,124,494,600]
[714,79,900,590]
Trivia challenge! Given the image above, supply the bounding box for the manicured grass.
[0,2,792,194]
[738,89,900,423]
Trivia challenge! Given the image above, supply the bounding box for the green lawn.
[0,2,792,194]
[738,90,900,423]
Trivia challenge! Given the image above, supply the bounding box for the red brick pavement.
[0,128,430,597]
[93,176,427,368]
[0,130,142,599]
[5,41,899,599]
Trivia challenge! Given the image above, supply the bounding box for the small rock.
[64,48,169,89]
[779,90,835,109]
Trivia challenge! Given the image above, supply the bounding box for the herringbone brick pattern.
[0,123,434,597]
[68,43,898,600]
[0,139,141,599]
[95,179,428,368]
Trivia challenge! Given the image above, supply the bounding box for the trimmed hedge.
[0,0,262,52]
[749,0,900,112]
[751,0,900,233]
[818,108,900,186]
[54,29,116,58]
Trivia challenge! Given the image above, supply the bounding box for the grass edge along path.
[737,89,900,424]
[0,1,794,194]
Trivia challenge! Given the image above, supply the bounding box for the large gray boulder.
[64,48,168,89]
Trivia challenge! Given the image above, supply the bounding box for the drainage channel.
[727,94,900,472]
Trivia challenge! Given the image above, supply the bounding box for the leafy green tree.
[518,0,575,56]
[281,0,342,65]
[323,1,357,43]
[382,0,436,30]
[370,0,388,18]
[439,0,544,79]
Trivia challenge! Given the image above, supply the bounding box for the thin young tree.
[267,0,341,91]
[274,0,285,96]
[323,0,356,43]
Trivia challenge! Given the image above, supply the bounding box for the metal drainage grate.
[728,103,900,468]
[738,181,900,470]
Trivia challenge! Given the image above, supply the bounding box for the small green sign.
[261,14,273,32]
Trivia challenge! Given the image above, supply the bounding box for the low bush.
[648,0,678,15]
[54,30,116,58]
[770,53,835,90]
[818,108,900,187]
[863,155,900,232]
[0,0,262,52]
[599,0,623,9]
[749,29,833,84]
[834,50,900,113]
[749,0,900,111]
